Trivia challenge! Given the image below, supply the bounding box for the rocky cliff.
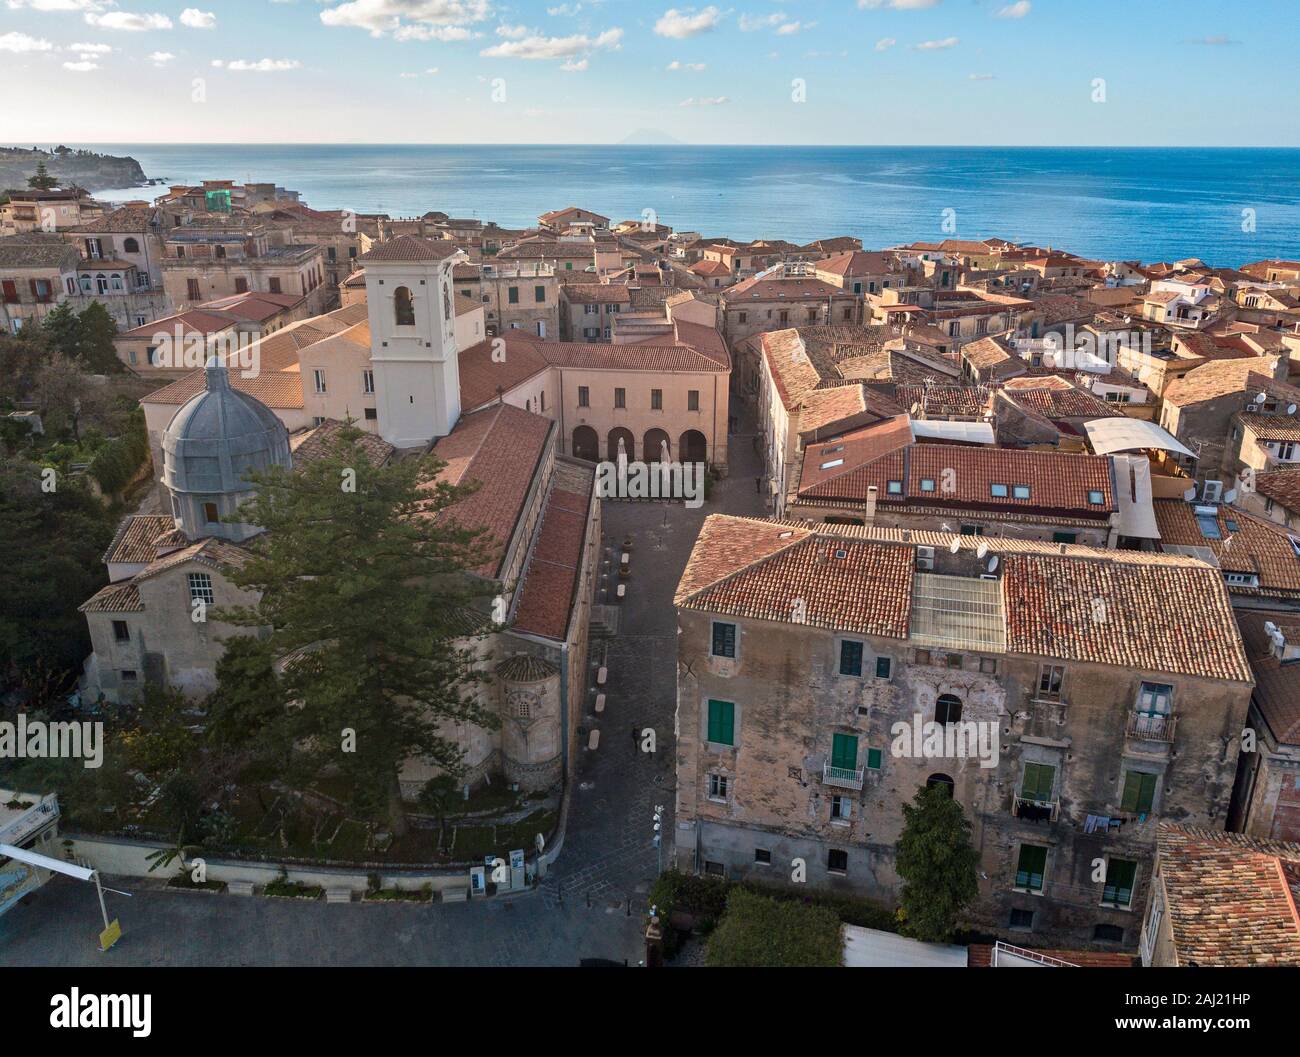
[0,146,148,194]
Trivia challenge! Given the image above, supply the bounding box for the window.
[363,370,375,394]
[976,657,996,675]
[935,694,962,726]
[887,480,903,495]
[927,773,955,795]
[577,386,589,407]
[754,848,771,865]
[1102,858,1137,907]
[1137,681,1173,717]
[1094,923,1125,943]
[313,369,327,394]
[1038,664,1064,700]
[534,285,545,303]
[614,387,626,409]
[711,621,736,658]
[120,669,138,682]
[688,390,700,412]
[1052,532,1077,544]
[831,733,858,772]
[737,311,747,324]
[508,286,519,304]
[703,861,725,878]
[991,483,1009,498]
[827,849,848,874]
[651,389,663,410]
[186,278,201,301]
[364,407,377,421]
[584,303,598,315]
[839,640,864,677]
[1121,770,1158,814]
[875,656,891,679]
[269,277,282,294]
[830,795,852,821]
[234,277,248,294]
[708,773,729,801]
[187,572,214,605]
[215,245,226,260]
[1013,485,1031,500]
[123,237,139,254]
[1021,762,1055,802]
[866,747,882,770]
[394,286,415,326]
[1015,845,1047,892]
[1088,490,1104,504]
[707,699,735,746]
[112,620,130,642]
[945,653,963,669]
[203,501,220,524]
[920,478,935,492]
[1009,908,1035,930]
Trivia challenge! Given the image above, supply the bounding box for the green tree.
[26,160,57,190]
[416,774,461,852]
[705,888,843,967]
[218,421,499,835]
[206,635,289,762]
[895,784,980,942]
[41,302,121,375]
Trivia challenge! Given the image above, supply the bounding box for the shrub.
[705,888,843,967]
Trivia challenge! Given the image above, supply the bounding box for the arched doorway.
[572,425,599,462]
[679,429,707,464]
[926,773,955,796]
[608,427,635,462]
[644,428,670,463]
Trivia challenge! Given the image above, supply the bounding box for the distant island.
[618,129,684,146]
[0,146,148,193]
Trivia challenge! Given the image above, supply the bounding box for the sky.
[1,0,1297,145]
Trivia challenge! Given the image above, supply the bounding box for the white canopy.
[842,925,968,968]
[0,842,95,882]
[909,419,996,445]
[1083,417,1196,458]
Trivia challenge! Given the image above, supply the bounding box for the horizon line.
[19,142,1300,151]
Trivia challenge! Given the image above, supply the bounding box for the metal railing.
[1012,795,1059,822]
[1126,712,1177,743]
[822,762,865,791]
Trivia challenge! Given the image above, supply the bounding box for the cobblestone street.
[0,394,767,967]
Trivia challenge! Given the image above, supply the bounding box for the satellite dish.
[1255,392,1268,403]
[1289,403,1297,416]
[976,542,989,559]
[987,555,1000,573]
[949,538,962,554]
[535,832,545,854]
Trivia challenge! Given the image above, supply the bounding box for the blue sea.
[83,144,1300,268]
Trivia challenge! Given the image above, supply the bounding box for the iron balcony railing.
[1126,712,1177,743]
[822,762,865,791]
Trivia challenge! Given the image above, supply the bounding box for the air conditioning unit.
[1202,480,1223,503]
[916,545,935,571]
[1246,403,1260,412]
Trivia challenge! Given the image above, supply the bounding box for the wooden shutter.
[831,733,858,771]
[707,700,734,746]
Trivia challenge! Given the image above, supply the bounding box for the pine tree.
[895,783,980,942]
[217,421,500,835]
[26,160,57,190]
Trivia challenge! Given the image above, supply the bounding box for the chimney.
[864,485,878,525]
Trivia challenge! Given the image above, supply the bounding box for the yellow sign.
[98,918,122,951]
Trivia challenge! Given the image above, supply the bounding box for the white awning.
[1083,417,1195,458]
[909,419,996,445]
[0,842,95,882]
[842,925,968,968]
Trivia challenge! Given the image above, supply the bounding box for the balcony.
[1012,795,1059,822]
[822,762,865,791]
[1125,712,1177,744]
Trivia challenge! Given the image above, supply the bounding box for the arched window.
[123,237,140,254]
[394,286,415,326]
[935,694,963,726]
[926,773,955,796]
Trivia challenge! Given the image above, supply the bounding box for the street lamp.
[652,805,663,875]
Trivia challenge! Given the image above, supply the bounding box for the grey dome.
[161,360,290,542]
[163,360,291,496]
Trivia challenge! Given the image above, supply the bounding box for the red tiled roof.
[511,479,593,641]
[358,235,460,263]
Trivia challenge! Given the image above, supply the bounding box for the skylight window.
[1088,490,1104,504]
[820,458,845,470]
[991,483,1009,498]
[1013,485,1031,500]
[1197,515,1222,540]
[920,478,936,492]
[887,480,903,495]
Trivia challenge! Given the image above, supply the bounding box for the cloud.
[996,1,1030,17]
[425,66,438,73]
[560,56,586,71]
[0,31,55,52]
[480,27,622,59]
[495,23,529,39]
[858,0,940,9]
[968,72,995,80]
[180,7,215,28]
[667,60,705,70]
[654,7,722,39]
[211,57,302,71]
[319,0,490,39]
[738,12,782,31]
[776,20,811,36]
[68,41,113,53]
[1187,34,1239,46]
[63,59,99,70]
[6,0,107,10]
[874,37,896,51]
[546,3,579,14]
[679,95,727,106]
[914,36,958,50]
[149,49,174,64]
[83,11,173,30]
